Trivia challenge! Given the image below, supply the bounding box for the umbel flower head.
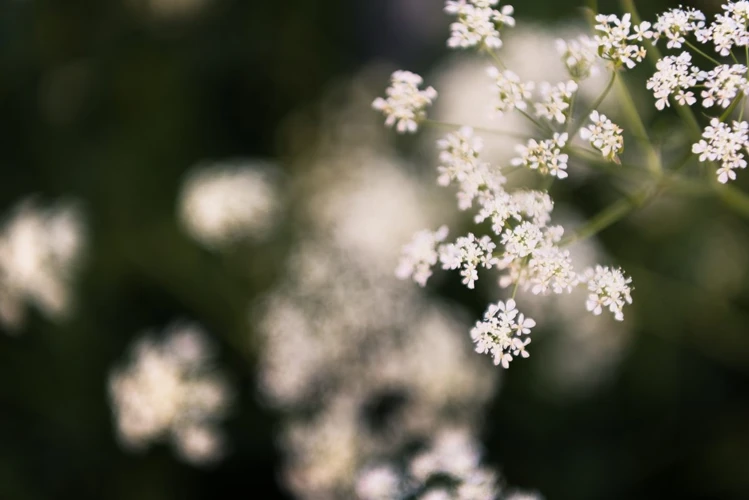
[372,71,437,133]
[108,323,231,465]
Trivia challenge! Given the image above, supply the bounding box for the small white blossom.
[555,35,600,80]
[445,0,515,50]
[653,6,706,49]
[396,226,450,286]
[372,70,437,133]
[534,81,577,124]
[470,299,535,368]
[439,233,497,289]
[594,13,653,69]
[487,66,534,114]
[692,118,749,183]
[700,64,749,109]
[646,52,703,110]
[581,266,633,321]
[579,110,624,162]
[511,132,569,179]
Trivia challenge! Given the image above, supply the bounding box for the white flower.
[108,323,231,465]
[692,118,749,183]
[474,189,521,234]
[396,226,450,286]
[487,66,533,114]
[445,0,515,50]
[653,7,706,49]
[700,64,749,109]
[437,126,485,186]
[534,80,577,124]
[500,221,544,259]
[646,52,703,110]
[436,128,506,210]
[355,465,401,500]
[0,199,85,330]
[178,161,279,248]
[511,132,569,179]
[579,110,624,162]
[594,13,653,69]
[556,35,600,80]
[699,2,749,56]
[526,244,579,295]
[512,190,554,227]
[581,266,633,321]
[470,298,535,367]
[372,70,437,133]
[439,233,497,289]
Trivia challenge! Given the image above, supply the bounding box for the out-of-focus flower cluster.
[109,323,231,465]
[178,160,280,248]
[257,81,501,498]
[356,427,542,500]
[0,199,85,331]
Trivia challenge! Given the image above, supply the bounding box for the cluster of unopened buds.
[376,0,749,368]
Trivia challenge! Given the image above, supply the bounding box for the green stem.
[422,119,529,139]
[719,93,743,122]
[615,73,663,175]
[561,185,656,246]
[684,39,722,66]
[518,108,551,134]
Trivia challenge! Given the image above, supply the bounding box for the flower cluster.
[696,1,749,56]
[487,66,533,114]
[471,299,534,368]
[445,0,515,50]
[579,110,624,162]
[534,81,577,124]
[581,266,633,321]
[646,52,702,109]
[356,428,541,500]
[512,132,570,178]
[653,6,706,49]
[395,226,449,286]
[108,324,231,465]
[0,199,85,330]
[692,118,749,183]
[594,13,653,68]
[178,160,280,248]
[556,35,600,80]
[647,3,749,183]
[436,126,506,209]
[372,70,437,133]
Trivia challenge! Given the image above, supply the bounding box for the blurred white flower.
[108,323,231,465]
[178,160,280,248]
[0,199,85,330]
[257,75,498,498]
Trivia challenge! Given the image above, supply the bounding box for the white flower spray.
[376,1,749,369]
